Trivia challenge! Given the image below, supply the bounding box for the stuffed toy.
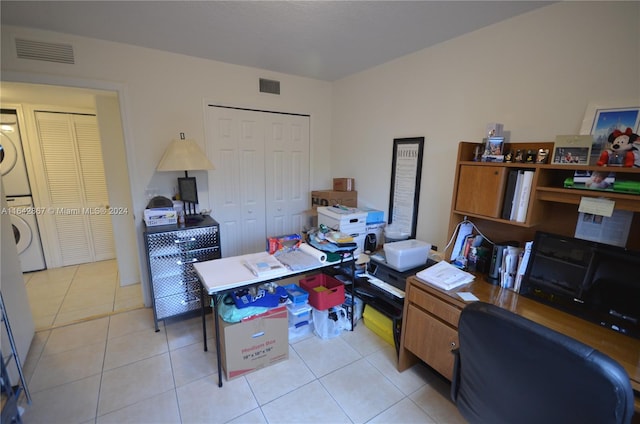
[597,127,639,167]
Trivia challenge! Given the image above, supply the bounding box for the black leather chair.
[451,302,635,424]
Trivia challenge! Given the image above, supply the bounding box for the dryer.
[0,113,31,196]
[6,196,46,272]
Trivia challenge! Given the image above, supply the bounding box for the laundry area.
[1,110,46,273]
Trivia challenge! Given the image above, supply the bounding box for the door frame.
[2,72,144,300]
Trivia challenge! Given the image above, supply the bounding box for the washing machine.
[0,113,31,196]
[6,196,46,272]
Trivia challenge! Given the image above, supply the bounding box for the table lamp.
[156,133,214,222]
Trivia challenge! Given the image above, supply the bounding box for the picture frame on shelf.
[579,101,640,165]
[481,136,505,162]
[551,135,592,165]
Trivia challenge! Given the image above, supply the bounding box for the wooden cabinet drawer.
[404,304,459,380]
[408,285,461,327]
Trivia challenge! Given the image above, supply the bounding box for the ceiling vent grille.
[259,78,280,95]
[15,38,75,64]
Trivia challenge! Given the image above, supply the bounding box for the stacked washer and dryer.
[1,111,46,272]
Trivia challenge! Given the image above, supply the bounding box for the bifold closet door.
[33,111,115,267]
[206,106,310,257]
[207,107,267,257]
[264,113,309,238]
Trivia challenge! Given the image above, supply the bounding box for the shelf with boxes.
[449,141,640,256]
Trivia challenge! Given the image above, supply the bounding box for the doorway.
[1,82,142,330]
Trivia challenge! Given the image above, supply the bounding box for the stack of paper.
[416,261,475,291]
[243,253,287,278]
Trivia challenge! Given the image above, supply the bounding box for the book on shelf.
[415,260,475,291]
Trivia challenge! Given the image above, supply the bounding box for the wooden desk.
[194,249,354,387]
[398,276,640,411]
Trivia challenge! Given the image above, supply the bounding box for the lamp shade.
[156,138,214,172]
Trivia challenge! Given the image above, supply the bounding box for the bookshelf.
[446,141,640,258]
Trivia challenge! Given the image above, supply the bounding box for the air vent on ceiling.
[259,78,280,95]
[15,38,75,64]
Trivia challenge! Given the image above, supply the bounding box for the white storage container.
[383,239,431,271]
[317,207,367,235]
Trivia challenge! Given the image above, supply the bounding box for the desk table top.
[194,251,350,295]
[408,276,640,393]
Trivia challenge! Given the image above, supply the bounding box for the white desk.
[193,249,355,387]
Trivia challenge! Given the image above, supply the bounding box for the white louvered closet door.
[34,112,115,267]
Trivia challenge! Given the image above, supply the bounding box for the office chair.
[451,302,635,424]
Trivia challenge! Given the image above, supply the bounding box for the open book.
[416,261,475,291]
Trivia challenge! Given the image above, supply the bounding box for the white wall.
[1,26,333,305]
[332,1,640,250]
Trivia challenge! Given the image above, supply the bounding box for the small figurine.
[504,150,513,162]
[597,127,639,167]
[536,148,549,164]
[525,150,536,163]
[514,149,523,163]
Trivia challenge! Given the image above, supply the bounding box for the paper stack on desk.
[243,253,287,278]
[416,261,475,291]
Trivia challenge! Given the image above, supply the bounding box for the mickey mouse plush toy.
[597,127,639,167]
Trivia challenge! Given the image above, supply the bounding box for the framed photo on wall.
[580,101,640,164]
[388,137,424,239]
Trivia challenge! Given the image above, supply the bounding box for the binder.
[515,170,534,222]
[501,169,519,220]
[509,171,524,221]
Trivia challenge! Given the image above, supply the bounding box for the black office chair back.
[451,302,634,424]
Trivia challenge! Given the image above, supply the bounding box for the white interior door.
[33,111,115,266]
[264,113,310,237]
[207,107,266,256]
[206,106,310,257]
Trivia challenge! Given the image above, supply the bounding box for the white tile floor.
[24,259,144,331]
[19,260,466,424]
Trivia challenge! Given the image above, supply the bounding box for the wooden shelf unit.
[447,141,640,255]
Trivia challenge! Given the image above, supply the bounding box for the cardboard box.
[219,306,289,380]
[143,208,177,226]
[333,178,355,191]
[310,190,357,210]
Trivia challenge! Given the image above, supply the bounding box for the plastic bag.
[312,306,349,339]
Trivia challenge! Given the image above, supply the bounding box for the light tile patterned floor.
[23,259,144,331]
[19,259,465,423]
[18,307,466,423]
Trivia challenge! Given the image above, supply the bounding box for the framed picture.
[579,101,640,164]
[178,177,199,204]
[388,137,424,239]
[551,135,592,165]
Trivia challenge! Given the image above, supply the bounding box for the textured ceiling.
[1,1,552,81]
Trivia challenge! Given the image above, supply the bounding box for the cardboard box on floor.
[219,305,289,380]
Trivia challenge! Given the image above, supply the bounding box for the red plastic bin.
[299,274,345,310]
